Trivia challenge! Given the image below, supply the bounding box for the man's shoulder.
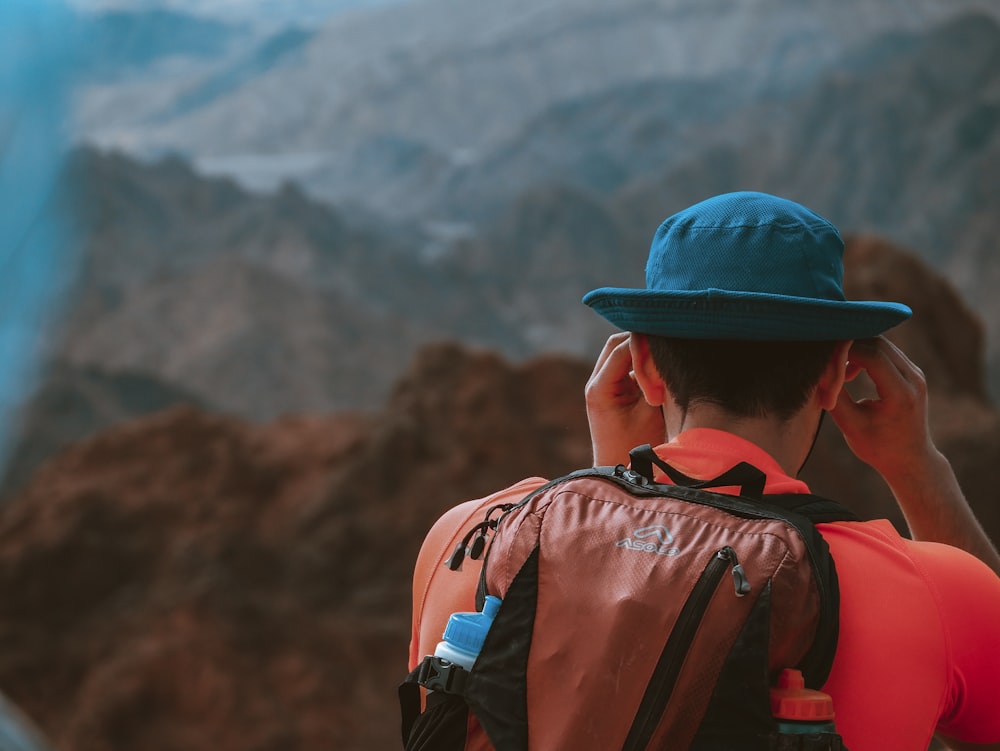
[415,476,550,582]
[426,476,550,537]
[819,518,1000,601]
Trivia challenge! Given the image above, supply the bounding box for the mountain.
[57,149,448,420]
[611,12,1000,260]
[72,3,1000,257]
[427,74,754,223]
[25,11,1000,491]
[51,148,595,423]
[0,362,206,498]
[606,12,1000,391]
[428,12,1000,237]
[73,10,315,153]
[0,235,995,751]
[69,7,1000,386]
[65,148,380,297]
[22,123,999,484]
[76,0,1000,180]
[136,6,1000,390]
[77,9,249,82]
[58,256,425,419]
[455,183,639,356]
[158,27,316,121]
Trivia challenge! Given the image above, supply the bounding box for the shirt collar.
[652,427,811,495]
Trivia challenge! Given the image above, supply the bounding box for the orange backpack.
[401,446,856,750]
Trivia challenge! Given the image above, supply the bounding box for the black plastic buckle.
[416,656,469,695]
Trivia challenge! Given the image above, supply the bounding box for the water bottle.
[434,595,502,670]
[770,669,844,750]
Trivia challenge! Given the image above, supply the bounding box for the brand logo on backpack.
[616,525,680,556]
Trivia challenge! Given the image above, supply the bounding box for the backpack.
[400,445,858,750]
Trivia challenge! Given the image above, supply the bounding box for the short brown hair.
[645,336,839,420]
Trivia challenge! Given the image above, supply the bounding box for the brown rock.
[843,234,988,401]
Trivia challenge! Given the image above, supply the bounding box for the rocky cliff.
[0,237,995,751]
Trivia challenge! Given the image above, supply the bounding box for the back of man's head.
[645,336,839,421]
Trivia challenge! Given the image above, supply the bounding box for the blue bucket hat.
[583,191,911,340]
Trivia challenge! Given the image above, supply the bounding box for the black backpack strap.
[751,493,857,688]
[629,444,766,500]
[399,672,470,750]
[757,493,859,525]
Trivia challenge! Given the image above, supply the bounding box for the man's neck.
[670,404,822,477]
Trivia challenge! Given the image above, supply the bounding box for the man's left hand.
[585,333,666,466]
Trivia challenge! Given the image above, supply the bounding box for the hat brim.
[583,287,912,341]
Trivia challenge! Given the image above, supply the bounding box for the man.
[410,192,1000,750]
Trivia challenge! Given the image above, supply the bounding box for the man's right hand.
[585,333,666,467]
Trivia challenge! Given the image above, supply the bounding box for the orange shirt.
[410,428,1000,749]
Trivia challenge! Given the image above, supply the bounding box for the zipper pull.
[445,521,485,571]
[718,546,752,597]
[445,539,469,572]
[444,503,515,571]
[468,528,487,559]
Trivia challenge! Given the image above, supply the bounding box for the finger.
[850,336,921,385]
[828,385,883,439]
[621,368,644,400]
[587,335,640,404]
[844,360,864,382]
[844,338,881,373]
[829,384,864,425]
[872,336,926,387]
[595,336,634,383]
[845,338,909,406]
[592,332,630,374]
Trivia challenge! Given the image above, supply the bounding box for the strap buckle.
[416,655,470,695]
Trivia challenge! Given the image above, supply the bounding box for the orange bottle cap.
[769,669,835,721]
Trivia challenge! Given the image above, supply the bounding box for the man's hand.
[830,336,1000,574]
[828,336,935,482]
[585,333,665,467]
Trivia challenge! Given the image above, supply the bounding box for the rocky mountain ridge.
[75,0,1000,215]
[87,0,999,157]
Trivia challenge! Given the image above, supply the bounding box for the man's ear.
[816,340,854,411]
[629,333,668,407]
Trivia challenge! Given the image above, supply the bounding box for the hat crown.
[581,190,911,341]
[645,192,847,302]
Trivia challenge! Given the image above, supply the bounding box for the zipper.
[621,546,749,751]
[609,470,839,684]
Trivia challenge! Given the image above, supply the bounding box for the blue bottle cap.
[442,596,501,655]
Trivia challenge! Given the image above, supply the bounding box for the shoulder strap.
[629,444,859,524]
[751,493,856,687]
[629,444,766,500]
[756,492,859,525]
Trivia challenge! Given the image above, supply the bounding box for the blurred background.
[0,1,998,749]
